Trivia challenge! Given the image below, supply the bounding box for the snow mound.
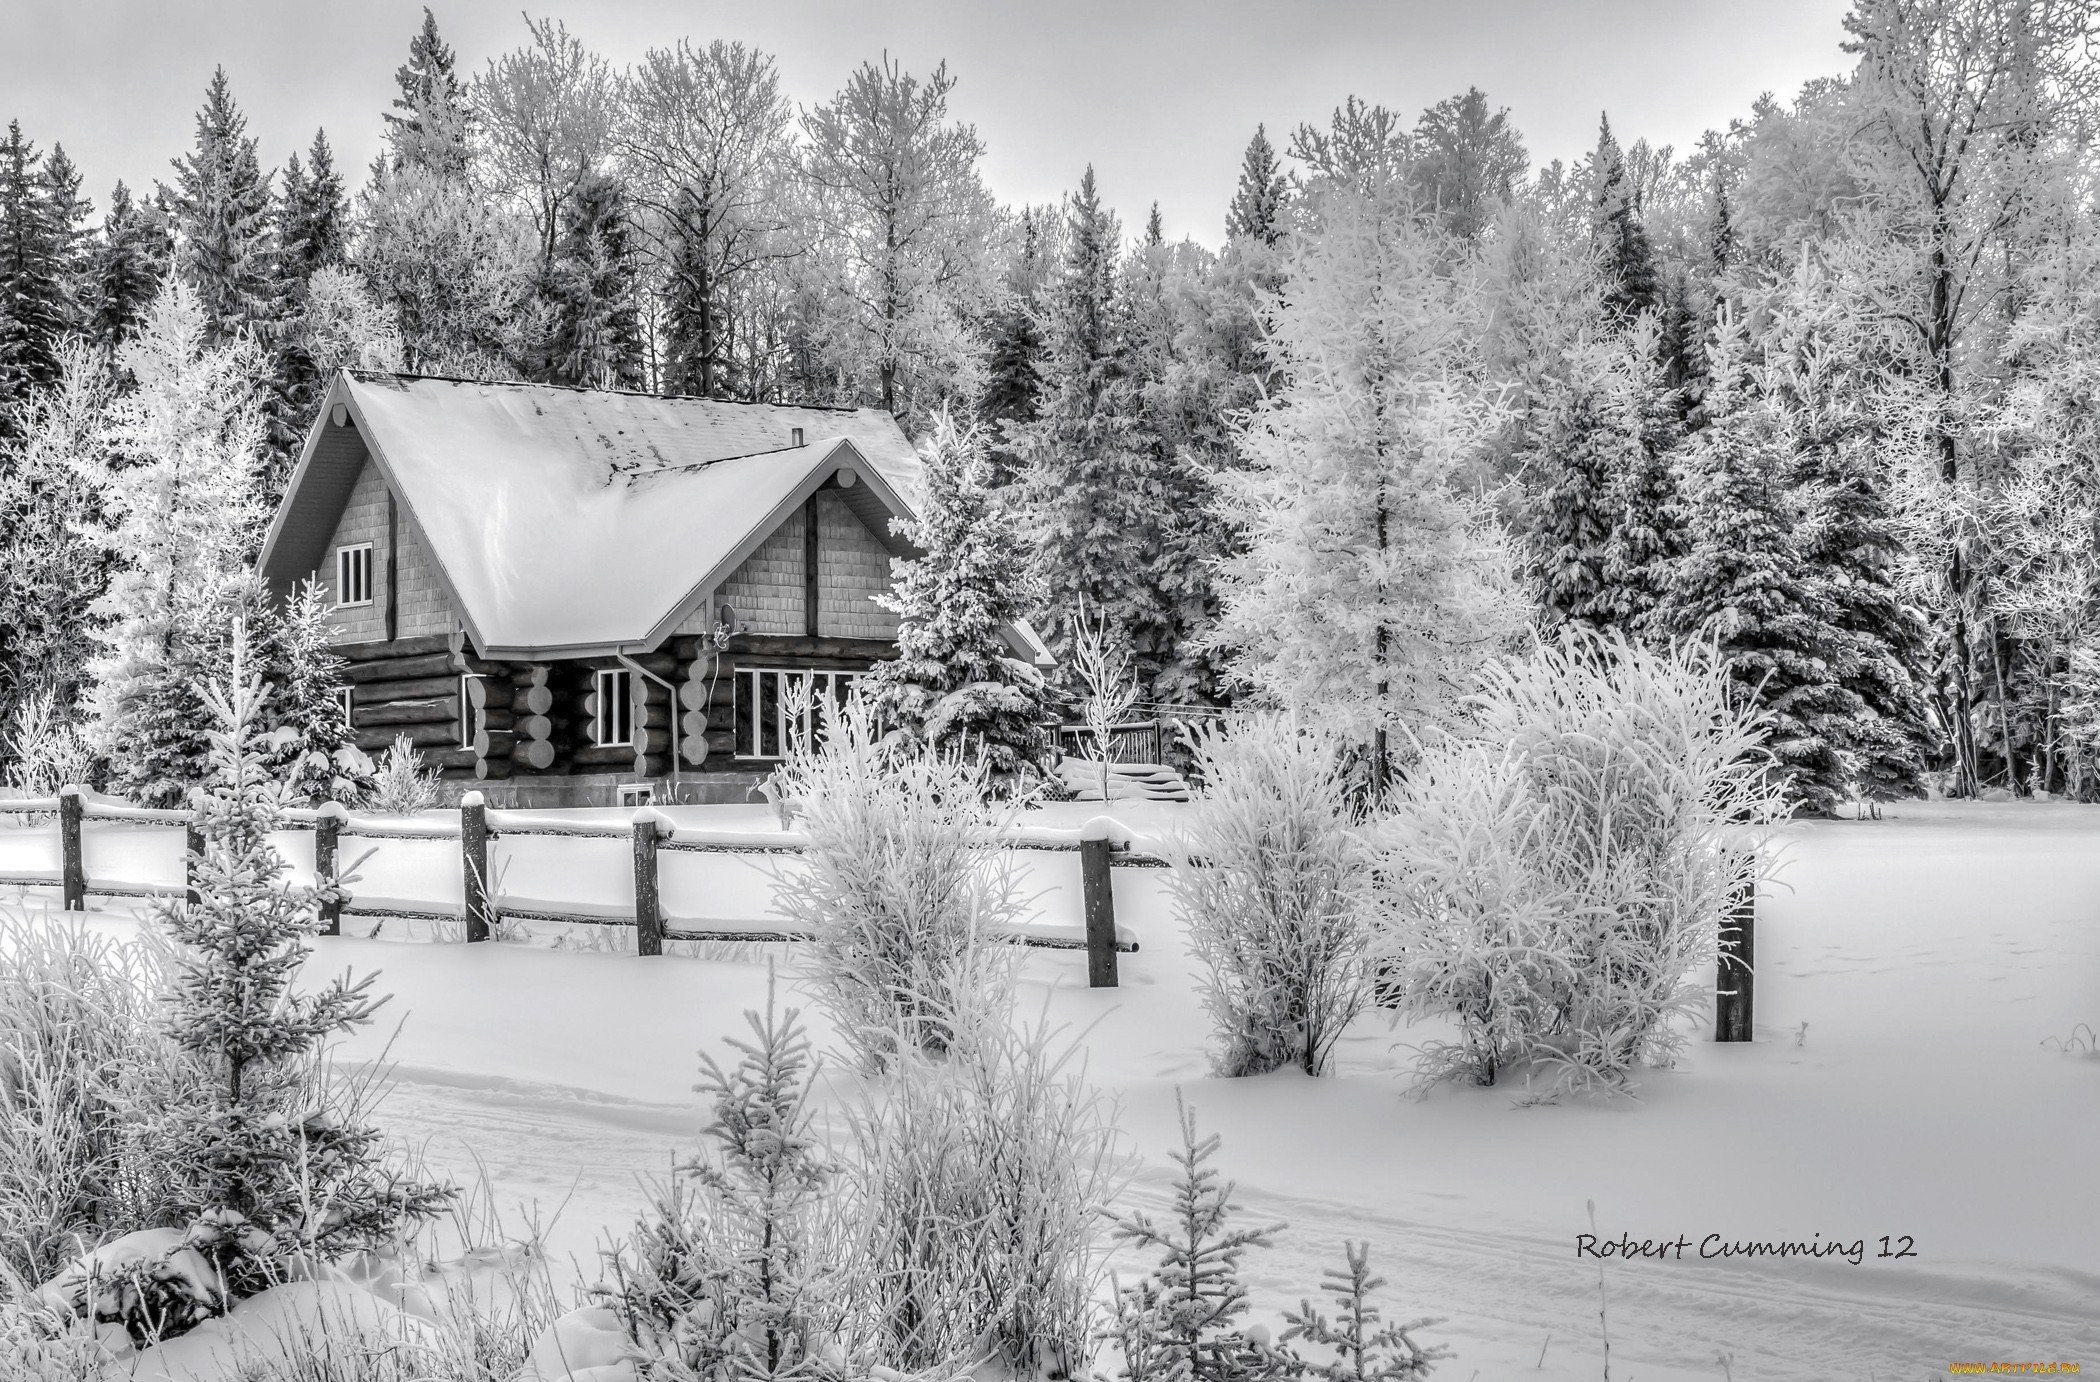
[513,1305,637,1382]
[122,1279,441,1382]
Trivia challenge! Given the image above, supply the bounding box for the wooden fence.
[0,788,1152,988]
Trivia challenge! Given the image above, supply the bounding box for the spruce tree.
[257,580,372,803]
[1106,1097,1285,1382]
[159,627,449,1305]
[544,172,646,389]
[90,182,173,350]
[1224,125,1288,245]
[0,120,70,423]
[980,203,1060,482]
[862,411,1054,790]
[278,130,348,286]
[1596,320,1686,634]
[383,6,471,178]
[1279,1242,1444,1381]
[1008,166,1169,686]
[167,68,279,347]
[1589,116,1664,330]
[1659,316,1855,815]
[41,143,94,334]
[1522,363,1619,629]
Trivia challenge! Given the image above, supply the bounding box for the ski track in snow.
[376,1065,2100,1382]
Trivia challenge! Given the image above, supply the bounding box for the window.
[736,668,863,760]
[335,543,374,607]
[617,783,656,807]
[592,668,634,747]
[335,686,354,725]
[459,674,480,751]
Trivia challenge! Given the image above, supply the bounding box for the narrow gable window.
[335,543,374,607]
[459,674,479,751]
[335,687,354,725]
[592,668,633,748]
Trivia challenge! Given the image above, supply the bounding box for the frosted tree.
[1595,314,1686,633]
[1224,125,1288,245]
[1209,178,1521,785]
[1589,115,1666,332]
[0,120,73,420]
[85,281,268,804]
[617,39,797,399]
[860,410,1054,791]
[1409,86,1528,243]
[476,15,617,277]
[256,579,371,804]
[89,180,174,351]
[166,69,279,351]
[1106,1096,1285,1382]
[542,171,647,389]
[367,732,440,814]
[155,627,449,1306]
[1280,1243,1444,1381]
[980,203,1063,478]
[800,55,996,417]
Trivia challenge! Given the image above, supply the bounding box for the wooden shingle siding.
[720,507,806,636]
[815,491,901,640]
[318,458,455,645]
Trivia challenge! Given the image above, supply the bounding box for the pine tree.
[158,627,449,1304]
[90,182,173,350]
[1590,116,1664,330]
[383,6,471,178]
[278,130,347,286]
[0,120,70,423]
[41,143,94,334]
[257,580,371,803]
[1106,1096,1285,1382]
[544,172,646,389]
[1659,314,1855,815]
[862,411,1054,790]
[1596,318,1686,633]
[1279,1242,1444,1381]
[167,68,279,347]
[614,982,842,1382]
[980,203,1061,482]
[1521,362,1619,629]
[1224,125,1288,245]
[1008,167,1170,685]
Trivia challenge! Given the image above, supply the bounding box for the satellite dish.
[718,602,741,634]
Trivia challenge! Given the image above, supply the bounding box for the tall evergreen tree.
[89,182,173,352]
[167,68,279,347]
[1224,125,1288,245]
[278,130,347,286]
[862,411,1054,790]
[1596,318,1687,633]
[0,120,70,423]
[1409,88,1528,242]
[383,6,471,178]
[1589,115,1665,330]
[980,203,1061,482]
[41,143,94,334]
[544,172,646,389]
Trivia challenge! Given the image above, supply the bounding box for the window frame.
[592,668,634,748]
[334,543,374,608]
[459,674,479,751]
[735,667,863,761]
[335,686,354,726]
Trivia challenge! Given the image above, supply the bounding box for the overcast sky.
[8,0,1855,246]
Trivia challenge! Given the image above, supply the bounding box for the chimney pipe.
[790,426,804,447]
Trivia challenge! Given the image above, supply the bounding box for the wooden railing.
[0,788,1159,987]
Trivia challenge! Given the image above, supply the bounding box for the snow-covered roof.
[259,372,949,658]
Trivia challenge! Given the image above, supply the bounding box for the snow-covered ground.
[6,800,2097,1380]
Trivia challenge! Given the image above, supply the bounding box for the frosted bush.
[367,732,441,815]
[1168,716,1374,1077]
[2,689,96,797]
[1374,630,1787,1091]
[769,701,1023,1071]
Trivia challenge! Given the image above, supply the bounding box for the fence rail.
[0,787,1146,987]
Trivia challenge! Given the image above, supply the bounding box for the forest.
[1,0,2098,813]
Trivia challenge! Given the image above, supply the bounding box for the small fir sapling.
[368,732,441,815]
[1106,1094,1286,1382]
[612,979,847,1382]
[1069,595,1141,801]
[1280,1242,1445,1380]
[125,627,450,1324]
[1169,716,1374,1077]
[767,699,1023,1071]
[259,579,374,804]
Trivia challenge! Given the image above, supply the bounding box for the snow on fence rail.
[0,787,1150,988]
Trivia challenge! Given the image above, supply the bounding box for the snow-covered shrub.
[368,733,441,815]
[842,1014,1121,1378]
[0,1302,107,1382]
[1169,716,1375,1077]
[769,701,1023,1071]
[1104,1095,1285,1382]
[0,915,206,1295]
[1374,629,1787,1091]
[1,689,97,797]
[611,982,851,1382]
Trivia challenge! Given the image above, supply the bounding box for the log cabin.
[257,370,1052,806]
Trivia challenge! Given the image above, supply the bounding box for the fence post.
[1716,874,1755,1042]
[57,786,86,911]
[184,815,204,906]
[460,792,491,943]
[314,803,345,937]
[1080,817,1119,988]
[632,809,663,957]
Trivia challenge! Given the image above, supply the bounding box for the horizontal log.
[631,728,671,755]
[356,723,461,751]
[474,757,515,781]
[343,652,500,684]
[513,684,556,716]
[703,728,737,756]
[571,744,637,767]
[633,753,669,778]
[731,634,896,662]
[423,747,477,771]
[475,706,516,732]
[512,739,559,771]
[464,676,513,710]
[354,674,463,704]
[473,729,518,757]
[358,695,461,727]
[336,634,454,663]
